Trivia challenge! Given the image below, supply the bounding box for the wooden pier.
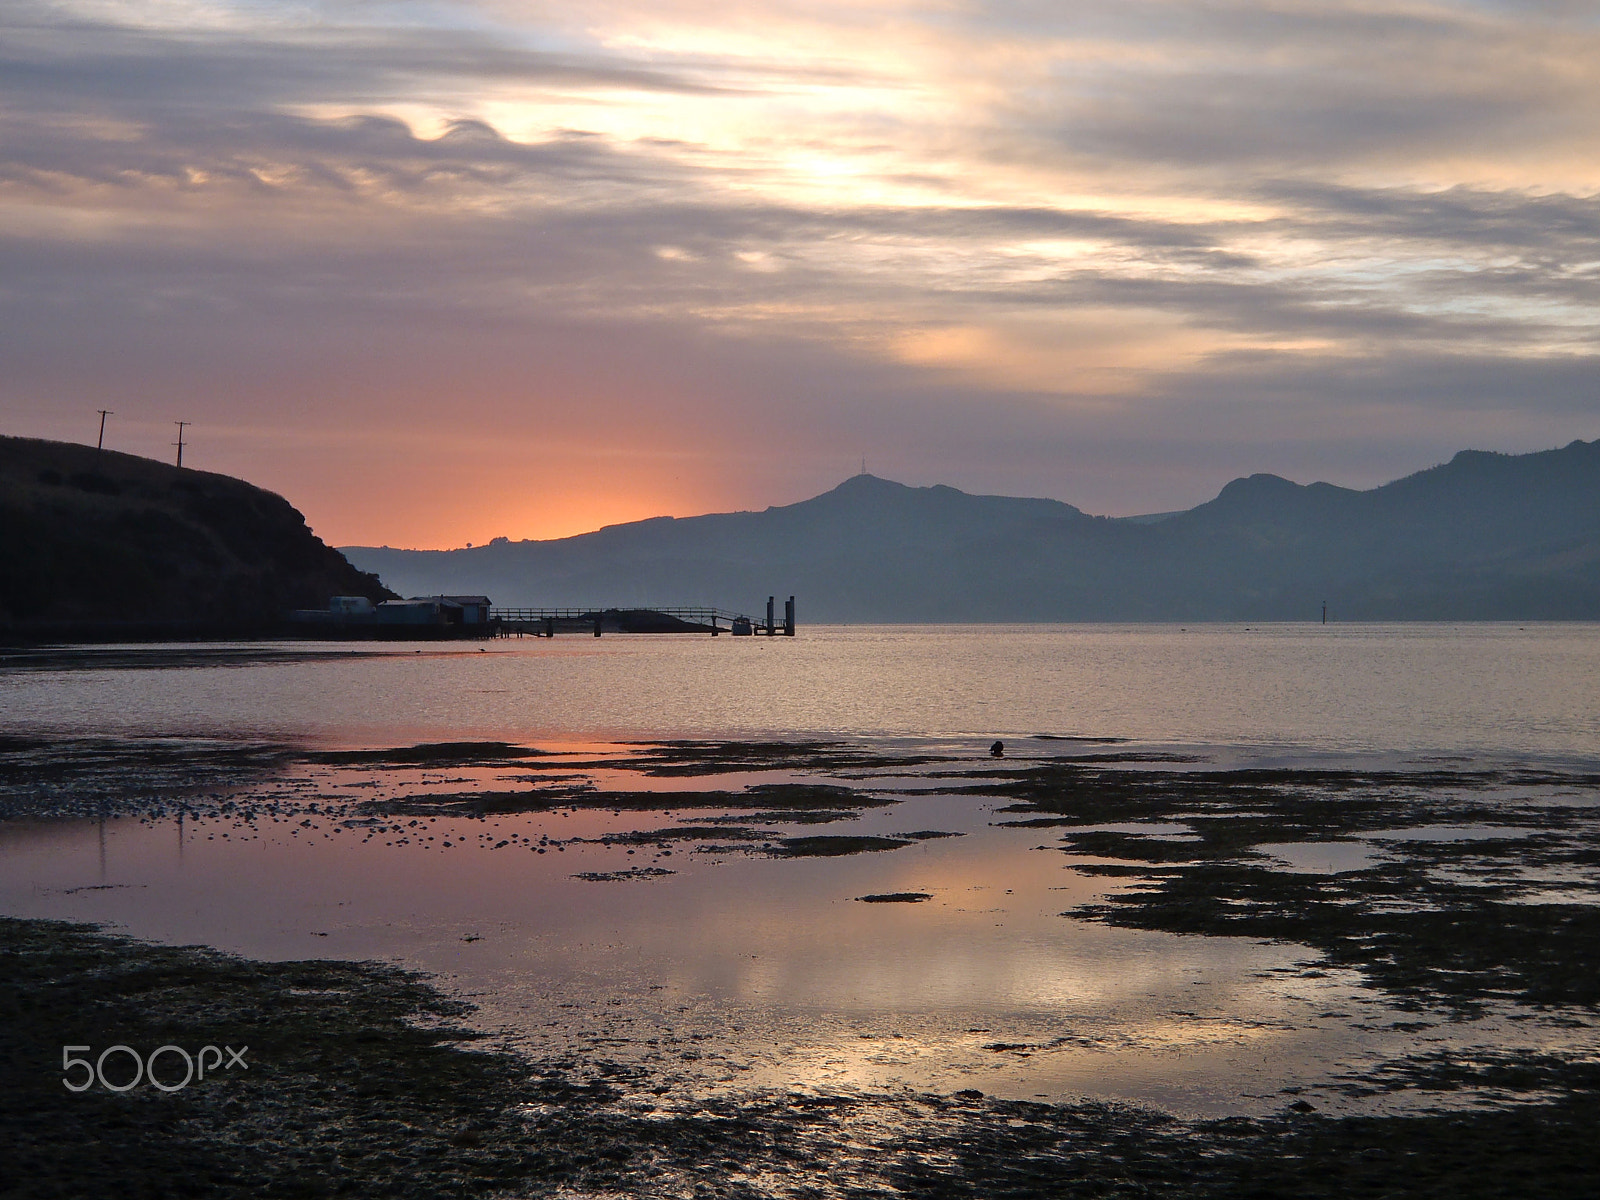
[492,597,794,637]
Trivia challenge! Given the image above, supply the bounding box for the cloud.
[3,0,1598,543]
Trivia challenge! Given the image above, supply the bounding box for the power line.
[173,421,189,468]
[96,409,113,450]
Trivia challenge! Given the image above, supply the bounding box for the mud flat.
[952,758,1600,1015]
[3,736,1600,1196]
[2,914,1597,1200]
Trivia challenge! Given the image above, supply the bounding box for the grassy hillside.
[1,437,392,637]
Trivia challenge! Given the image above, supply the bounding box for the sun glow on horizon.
[7,0,1600,543]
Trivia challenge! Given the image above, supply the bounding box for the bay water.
[3,622,1598,1116]
[4,622,1598,759]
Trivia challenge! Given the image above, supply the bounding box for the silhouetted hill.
[1142,442,1600,618]
[341,440,1600,621]
[1,437,392,638]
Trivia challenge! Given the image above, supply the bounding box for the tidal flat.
[3,732,1600,1197]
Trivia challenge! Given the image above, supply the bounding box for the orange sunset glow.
[5,0,1599,547]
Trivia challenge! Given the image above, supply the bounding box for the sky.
[4,0,1598,548]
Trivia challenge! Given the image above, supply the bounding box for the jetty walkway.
[493,597,795,637]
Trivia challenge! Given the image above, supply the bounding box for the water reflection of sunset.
[8,731,1586,1119]
[0,800,1358,1115]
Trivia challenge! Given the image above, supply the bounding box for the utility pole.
[96,409,113,450]
[173,421,189,468]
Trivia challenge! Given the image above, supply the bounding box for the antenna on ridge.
[173,421,189,468]
[96,409,113,450]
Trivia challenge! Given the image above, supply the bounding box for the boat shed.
[376,596,493,626]
[421,595,492,624]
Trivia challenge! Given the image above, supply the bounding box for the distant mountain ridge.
[341,440,1600,621]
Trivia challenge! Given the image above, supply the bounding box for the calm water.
[3,623,1598,1117]
[4,623,1599,760]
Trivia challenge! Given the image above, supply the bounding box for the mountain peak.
[1211,473,1302,505]
[822,473,910,496]
[779,473,926,513]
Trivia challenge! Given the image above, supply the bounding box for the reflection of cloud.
[4,0,1600,542]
